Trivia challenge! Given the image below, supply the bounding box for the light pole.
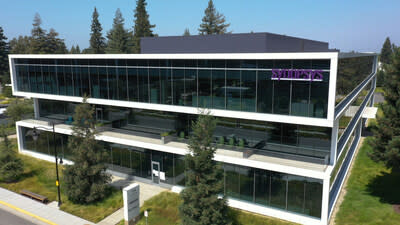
[31,122,63,207]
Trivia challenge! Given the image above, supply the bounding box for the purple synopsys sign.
[271,69,324,82]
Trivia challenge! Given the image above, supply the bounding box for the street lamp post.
[32,122,63,207]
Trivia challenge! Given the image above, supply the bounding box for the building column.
[33,98,39,119]
[320,176,330,225]
[16,125,23,153]
[329,119,339,165]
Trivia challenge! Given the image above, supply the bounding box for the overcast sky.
[1,0,399,52]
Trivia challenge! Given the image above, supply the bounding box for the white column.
[320,176,330,225]
[330,119,339,165]
[33,98,40,119]
[16,125,23,153]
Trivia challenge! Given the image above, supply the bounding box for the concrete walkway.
[0,187,94,225]
[97,176,166,225]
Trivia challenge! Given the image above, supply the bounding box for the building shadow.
[366,169,400,205]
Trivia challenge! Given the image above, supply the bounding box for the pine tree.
[371,47,400,168]
[9,36,32,54]
[45,28,67,54]
[0,27,9,85]
[183,28,190,36]
[380,37,393,65]
[89,7,106,54]
[70,45,76,54]
[106,8,129,53]
[63,98,111,203]
[199,0,230,35]
[30,13,47,54]
[75,45,81,53]
[0,125,24,182]
[133,0,155,53]
[179,113,231,225]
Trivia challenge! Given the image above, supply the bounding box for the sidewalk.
[0,187,94,225]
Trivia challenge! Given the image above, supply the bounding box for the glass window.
[224,164,240,199]
[174,154,186,186]
[241,70,256,112]
[108,67,118,100]
[304,178,323,218]
[255,169,270,205]
[239,166,254,202]
[273,80,290,115]
[226,70,241,111]
[270,172,287,210]
[90,67,100,98]
[291,81,310,117]
[56,65,66,95]
[138,68,149,102]
[257,71,273,113]
[128,68,139,102]
[73,65,81,97]
[118,67,128,101]
[160,68,172,104]
[99,67,108,99]
[80,66,90,96]
[198,69,212,108]
[149,68,160,103]
[64,66,74,96]
[185,69,197,107]
[173,69,185,105]
[309,73,329,118]
[212,70,225,109]
[287,175,305,214]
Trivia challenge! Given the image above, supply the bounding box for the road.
[0,207,43,225]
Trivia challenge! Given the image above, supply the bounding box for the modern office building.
[9,33,377,225]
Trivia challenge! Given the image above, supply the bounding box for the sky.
[0,0,399,53]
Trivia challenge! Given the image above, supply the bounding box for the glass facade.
[38,99,332,160]
[14,58,330,118]
[20,127,322,218]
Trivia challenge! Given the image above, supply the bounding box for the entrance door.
[151,161,160,184]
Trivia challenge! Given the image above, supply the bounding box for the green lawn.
[334,137,400,225]
[118,191,297,225]
[0,140,123,223]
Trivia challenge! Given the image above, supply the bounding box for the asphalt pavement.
[0,207,39,225]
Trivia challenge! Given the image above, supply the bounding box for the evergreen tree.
[89,7,106,54]
[70,45,76,54]
[380,37,393,65]
[0,125,24,182]
[183,28,190,36]
[133,0,155,53]
[45,28,67,54]
[0,27,9,85]
[179,113,231,225]
[75,45,81,53]
[199,0,230,35]
[9,36,32,54]
[64,98,111,203]
[30,13,47,54]
[371,47,400,168]
[106,8,129,53]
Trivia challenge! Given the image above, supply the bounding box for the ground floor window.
[20,126,322,218]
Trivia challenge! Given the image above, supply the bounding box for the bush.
[0,128,24,182]
[2,86,12,98]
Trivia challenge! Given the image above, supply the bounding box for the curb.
[0,200,57,225]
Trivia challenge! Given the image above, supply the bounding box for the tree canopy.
[179,112,231,225]
[63,98,111,203]
[0,26,9,85]
[89,7,106,54]
[380,37,393,65]
[199,0,230,35]
[133,0,155,53]
[106,8,130,53]
[371,46,400,168]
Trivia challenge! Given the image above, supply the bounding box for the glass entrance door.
[151,161,160,184]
